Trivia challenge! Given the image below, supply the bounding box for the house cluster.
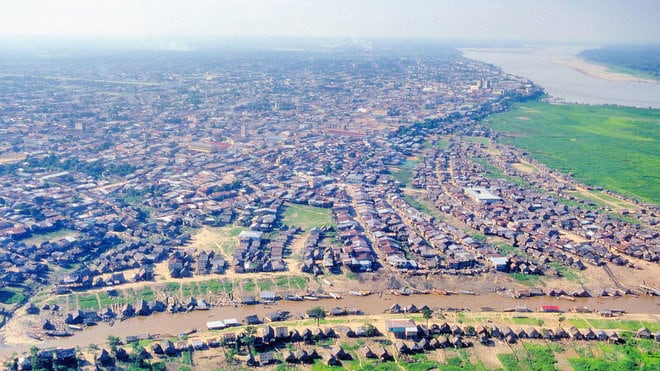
[14,316,657,370]
[231,228,296,274]
[402,136,658,284]
[10,42,637,313]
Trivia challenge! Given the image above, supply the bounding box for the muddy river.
[1,292,658,355]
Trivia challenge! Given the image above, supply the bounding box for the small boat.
[45,330,72,337]
[67,325,83,331]
[179,328,198,336]
[27,332,42,341]
[303,296,320,301]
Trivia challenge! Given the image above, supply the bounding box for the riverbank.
[2,302,658,370]
[1,290,658,356]
[554,58,659,84]
[461,45,660,108]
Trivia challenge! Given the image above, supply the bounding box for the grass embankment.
[488,102,660,205]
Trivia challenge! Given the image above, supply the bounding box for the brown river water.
[2,292,658,355]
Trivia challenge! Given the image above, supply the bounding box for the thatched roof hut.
[284,351,298,363]
[312,327,324,339]
[527,327,541,339]
[296,349,311,364]
[331,345,351,360]
[636,327,652,339]
[327,355,341,366]
[568,327,583,340]
[324,327,337,338]
[515,327,528,338]
[389,303,402,314]
[289,329,303,343]
[361,346,376,359]
[451,324,464,336]
[395,340,410,354]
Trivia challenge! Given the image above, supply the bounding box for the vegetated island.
[574,46,660,82]
[488,101,660,206]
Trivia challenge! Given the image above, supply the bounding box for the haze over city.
[0,0,658,45]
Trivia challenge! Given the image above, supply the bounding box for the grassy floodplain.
[488,102,660,204]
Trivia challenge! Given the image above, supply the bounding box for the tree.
[363,323,378,337]
[29,346,51,371]
[243,325,257,353]
[307,306,326,327]
[422,307,434,328]
[107,335,122,354]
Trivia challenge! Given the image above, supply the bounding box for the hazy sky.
[0,0,657,44]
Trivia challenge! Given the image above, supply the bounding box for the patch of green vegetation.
[609,213,641,225]
[548,262,583,283]
[97,291,129,307]
[556,196,583,209]
[275,276,289,289]
[402,353,440,371]
[492,242,519,256]
[228,226,247,237]
[198,279,221,295]
[391,159,420,187]
[439,349,488,371]
[345,272,359,281]
[274,365,299,371]
[0,287,26,305]
[470,232,487,242]
[605,64,659,81]
[500,343,558,371]
[567,318,590,329]
[222,280,233,294]
[489,102,660,204]
[510,272,542,286]
[569,338,660,371]
[257,279,273,291]
[311,361,344,371]
[509,317,545,326]
[282,204,334,232]
[22,228,80,246]
[164,282,181,293]
[242,279,256,293]
[78,294,99,310]
[471,157,531,188]
[138,287,155,302]
[180,350,192,365]
[572,318,660,332]
[181,283,193,297]
[290,275,307,290]
[192,282,202,296]
[465,136,490,146]
[402,195,432,214]
[437,138,449,149]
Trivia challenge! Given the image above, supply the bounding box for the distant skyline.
[0,0,658,45]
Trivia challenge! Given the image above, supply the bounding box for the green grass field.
[391,158,421,187]
[488,102,660,205]
[282,203,334,232]
[22,228,80,246]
